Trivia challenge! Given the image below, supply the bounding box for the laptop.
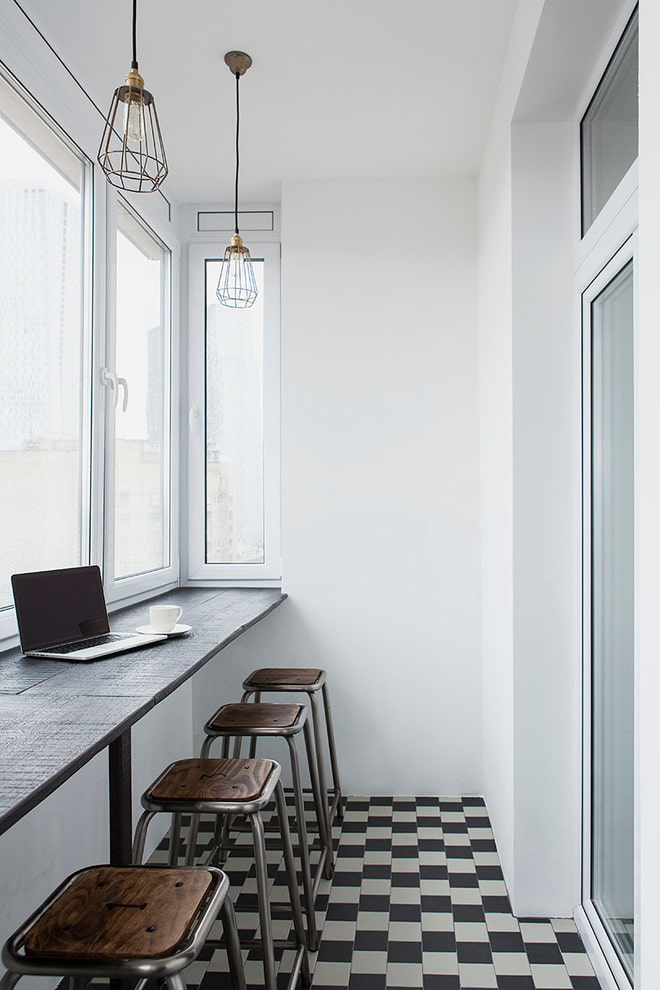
[11,565,167,661]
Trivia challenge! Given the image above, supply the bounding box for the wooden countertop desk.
[0,587,287,862]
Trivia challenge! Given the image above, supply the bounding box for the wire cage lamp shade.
[216,51,258,309]
[97,0,168,193]
[216,233,258,308]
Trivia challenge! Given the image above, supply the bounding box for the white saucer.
[135,623,192,638]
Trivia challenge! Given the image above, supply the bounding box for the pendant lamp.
[97,0,168,193]
[216,52,258,309]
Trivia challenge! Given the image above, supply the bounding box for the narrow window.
[112,202,171,583]
[0,71,90,611]
[204,259,265,564]
[187,241,280,582]
[581,8,638,235]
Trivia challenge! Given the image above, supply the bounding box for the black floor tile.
[524,941,565,964]
[348,975,387,990]
[422,931,456,952]
[456,940,493,963]
[354,930,388,952]
[387,940,423,963]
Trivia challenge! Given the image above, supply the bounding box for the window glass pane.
[581,8,638,234]
[590,260,634,979]
[205,260,264,564]
[0,74,86,610]
[114,205,170,579]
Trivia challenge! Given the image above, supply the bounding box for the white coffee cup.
[149,604,183,633]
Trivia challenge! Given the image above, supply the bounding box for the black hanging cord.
[131,0,138,69]
[234,71,240,235]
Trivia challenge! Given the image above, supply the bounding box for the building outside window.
[0,70,90,613]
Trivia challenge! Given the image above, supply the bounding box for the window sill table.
[0,587,287,863]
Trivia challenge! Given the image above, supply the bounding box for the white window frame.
[578,232,637,990]
[572,5,639,988]
[186,240,281,585]
[102,195,180,606]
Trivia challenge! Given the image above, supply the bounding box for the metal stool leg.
[322,684,344,819]
[248,690,262,758]
[185,812,200,866]
[274,783,311,987]
[132,809,157,863]
[250,811,277,990]
[168,813,182,865]
[302,719,333,880]
[285,736,318,950]
[309,691,333,864]
[220,894,248,990]
[164,973,186,990]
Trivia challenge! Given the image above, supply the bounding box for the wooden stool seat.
[207,703,304,733]
[0,864,246,990]
[24,866,213,960]
[243,669,325,690]
[148,758,276,805]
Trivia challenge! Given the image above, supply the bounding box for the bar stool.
[199,702,334,895]
[241,668,344,824]
[132,757,311,990]
[0,863,245,990]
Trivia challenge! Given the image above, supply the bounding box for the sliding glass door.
[583,245,635,985]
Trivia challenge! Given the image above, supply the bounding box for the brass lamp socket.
[124,66,145,90]
[230,233,245,249]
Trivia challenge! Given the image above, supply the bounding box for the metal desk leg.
[109,729,132,865]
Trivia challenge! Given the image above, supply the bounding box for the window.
[0,62,178,646]
[0,70,90,611]
[107,202,172,589]
[582,249,635,984]
[578,9,638,987]
[205,259,265,564]
[187,241,280,583]
[581,7,638,235]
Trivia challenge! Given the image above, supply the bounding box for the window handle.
[117,376,129,413]
[189,404,201,435]
[100,367,118,409]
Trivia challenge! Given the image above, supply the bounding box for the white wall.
[511,121,577,916]
[477,0,545,902]
[193,178,482,797]
[276,178,481,796]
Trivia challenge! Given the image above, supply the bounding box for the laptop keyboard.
[42,633,135,654]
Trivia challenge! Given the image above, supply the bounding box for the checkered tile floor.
[152,796,601,990]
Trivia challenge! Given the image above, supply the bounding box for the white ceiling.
[22,0,518,204]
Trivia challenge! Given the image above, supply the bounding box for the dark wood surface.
[149,758,275,803]
[244,667,323,688]
[207,702,303,731]
[0,588,286,836]
[24,865,214,959]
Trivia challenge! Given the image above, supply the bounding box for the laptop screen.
[11,565,110,652]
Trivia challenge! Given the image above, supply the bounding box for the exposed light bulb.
[228,249,243,281]
[124,97,145,142]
